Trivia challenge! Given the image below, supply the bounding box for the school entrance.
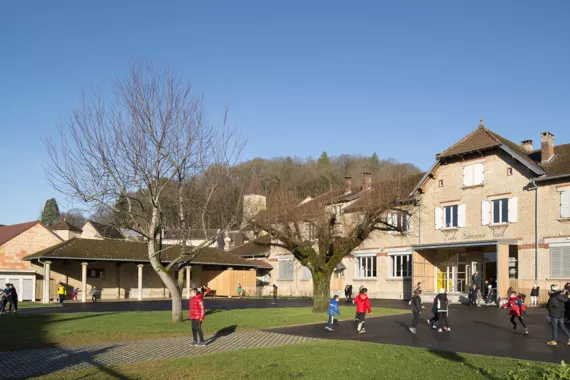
[413,241,515,301]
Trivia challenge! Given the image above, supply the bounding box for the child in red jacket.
[189,288,206,346]
[502,291,528,335]
[354,288,372,334]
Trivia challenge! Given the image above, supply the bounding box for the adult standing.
[8,284,18,313]
[546,285,570,346]
[271,284,279,305]
[57,282,66,306]
[347,285,353,304]
[434,288,451,332]
[471,271,481,290]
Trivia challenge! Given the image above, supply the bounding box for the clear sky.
[0,1,569,225]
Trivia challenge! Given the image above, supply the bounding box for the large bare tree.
[250,172,421,312]
[45,60,243,322]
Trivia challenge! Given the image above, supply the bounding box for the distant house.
[50,220,82,240]
[0,221,62,300]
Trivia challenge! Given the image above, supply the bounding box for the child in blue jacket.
[326,295,341,331]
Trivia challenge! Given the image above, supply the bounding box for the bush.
[507,361,570,380]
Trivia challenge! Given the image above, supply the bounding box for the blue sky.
[1,1,569,225]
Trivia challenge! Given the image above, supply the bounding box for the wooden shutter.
[458,204,466,228]
[387,213,394,234]
[481,201,491,226]
[508,197,518,223]
[463,165,473,187]
[435,207,443,230]
[407,214,414,233]
[474,163,484,185]
[561,191,570,218]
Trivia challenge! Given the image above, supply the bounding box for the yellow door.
[437,266,448,291]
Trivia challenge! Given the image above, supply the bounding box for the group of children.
[326,287,372,333]
[0,284,18,314]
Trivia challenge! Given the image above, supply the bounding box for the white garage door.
[22,278,34,301]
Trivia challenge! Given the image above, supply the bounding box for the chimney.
[224,234,232,251]
[541,132,555,163]
[361,172,372,191]
[344,176,352,194]
[520,140,533,153]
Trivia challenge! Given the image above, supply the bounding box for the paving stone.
[0,331,319,379]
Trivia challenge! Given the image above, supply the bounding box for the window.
[439,180,444,187]
[445,205,458,228]
[390,254,411,278]
[507,167,513,176]
[560,190,570,218]
[463,163,484,187]
[435,204,466,230]
[278,260,294,280]
[550,245,570,278]
[301,266,312,280]
[492,198,509,224]
[87,269,104,279]
[388,212,409,233]
[307,224,316,240]
[482,198,518,225]
[355,256,377,278]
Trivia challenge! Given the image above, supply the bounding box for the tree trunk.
[148,208,184,323]
[177,268,185,294]
[311,269,333,312]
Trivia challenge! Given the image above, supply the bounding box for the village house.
[412,121,570,303]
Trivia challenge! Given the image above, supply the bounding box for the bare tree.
[45,60,243,322]
[250,172,421,312]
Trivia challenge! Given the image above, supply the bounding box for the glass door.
[456,263,467,294]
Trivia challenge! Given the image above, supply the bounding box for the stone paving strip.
[0,331,319,379]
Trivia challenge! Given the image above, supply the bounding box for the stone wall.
[0,224,62,270]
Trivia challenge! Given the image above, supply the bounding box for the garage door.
[22,278,34,301]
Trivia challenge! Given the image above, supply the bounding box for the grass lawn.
[0,306,403,351]
[33,340,556,380]
[17,302,61,309]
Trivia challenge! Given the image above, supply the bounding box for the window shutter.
[561,191,570,218]
[463,165,473,187]
[474,163,484,185]
[458,204,466,228]
[435,207,443,230]
[508,197,518,223]
[481,201,491,226]
[551,247,563,278]
[407,214,414,233]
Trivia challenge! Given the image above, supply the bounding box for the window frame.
[354,255,377,279]
[87,269,104,279]
[444,205,459,229]
[491,198,509,225]
[389,254,411,279]
[278,259,294,281]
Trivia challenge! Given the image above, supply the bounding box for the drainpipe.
[529,180,539,280]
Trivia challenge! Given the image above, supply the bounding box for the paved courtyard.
[269,305,569,364]
[0,330,319,379]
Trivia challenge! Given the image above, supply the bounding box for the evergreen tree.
[40,198,60,226]
[317,151,331,166]
[370,152,381,170]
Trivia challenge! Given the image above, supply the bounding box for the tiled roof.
[230,235,272,257]
[437,124,544,175]
[531,144,570,180]
[0,221,40,246]
[248,259,273,269]
[343,172,425,213]
[87,221,124,239]
[50,220,82,232]
[22,238,259,267]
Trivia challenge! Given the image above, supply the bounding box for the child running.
[428,302,439,329]
[409,289,422,334]
[434,288,451,332]
[326,295,340,331]
[354,288,372,334]
[189,288,206,347]
[503,291,528,335]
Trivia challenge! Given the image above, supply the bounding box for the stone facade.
[0,224,61,270]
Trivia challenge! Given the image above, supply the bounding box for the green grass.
[33,340,556,380]
[17,302,61,309]
[0,306,402,351]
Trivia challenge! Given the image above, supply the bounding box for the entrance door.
[437,266,453,292]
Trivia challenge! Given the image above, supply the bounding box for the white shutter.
[561,191,570,218]
[435,207,443,230]
[458,204,466,228]
[407,214,414,233]
[508,197,518,223]
[387,213,394,234]
[474,163,484,185]
[481,201,491,226]
[463,165,473,187]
